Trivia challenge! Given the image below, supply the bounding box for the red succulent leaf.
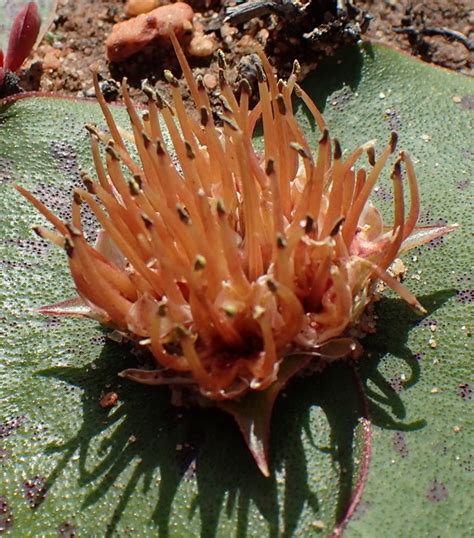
[218,354,312,476]
[4,2,41,73]
[0,67,5,87]
[0,48,4,67]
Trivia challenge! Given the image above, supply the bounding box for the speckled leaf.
[0,44,473,537]
[0,0,57,54]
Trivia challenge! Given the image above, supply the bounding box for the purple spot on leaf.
[58,521,77,537]
[458,95,474,110]
[90,334,107,346]
[416,210,449,250]
[0,497,13,534]
[0,445,10,461]
[456,275,473,304]
[22,476,48,509]
[50,141,80,182]
[461,455,474,472]
[456,179,470,190]
[384,108,402,131]
[392,432,409,458]
[45,316,63,328]
[414,352,425,361]
[330,88,354,113]
[458,383,472,400]
[426,480,448,502]
[389,376,404,394]
[456,289,474,305]
[373,184,393,202]
[0,157,15,185]
[0,416,26,439]
[351,500,371,522]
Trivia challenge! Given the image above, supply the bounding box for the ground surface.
[16,0,474,102]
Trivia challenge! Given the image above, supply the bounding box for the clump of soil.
[13,0,474,104]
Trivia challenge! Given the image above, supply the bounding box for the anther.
[156,139,165,155]
[31,226,43,238]
[177,204,190,223]
[196,75,205,90]
[265,159,275,175]
[184,141,195,160]
[292,59,301,77]
[105,145,120,161]
[81,173,96,194]
[391,157,402,179]
[141,81,157,101]
[193,255,207,271]
[64,236,75,257]
[266,278,278,293]
[319,129,329,144]
[255,63,266,83]
[390,131,398,153]
[222,304,237,318]
[164,70,179,88]
[367,146,376,166]
[216,199,226,216]
[200,107,209,126]
[84,123,98,136]
[141,213,153,228]
[142,131,151,147]
[330,217,346,237]
[157,300,168,317]
[128,177,142,196]
[276,233,287,249]
[239,78,251,96]
[290,142,310,159]
[276,94,286,115]
[304,215,314,234]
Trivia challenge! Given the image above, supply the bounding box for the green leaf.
[1,44,473,536]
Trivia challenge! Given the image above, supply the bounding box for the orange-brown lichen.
[17,33,456,402]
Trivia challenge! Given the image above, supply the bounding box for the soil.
[11,0,474,104]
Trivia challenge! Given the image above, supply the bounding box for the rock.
[125,0,158,17]
[187,33,217,57]
[203,73,217,90]
[106,2,194,62]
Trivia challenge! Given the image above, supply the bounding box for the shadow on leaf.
[358,289,457,431]
[36,289,454,537]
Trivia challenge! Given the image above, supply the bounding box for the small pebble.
[125,0,158,17]
[203,73,217,90]
[188,33,217,58]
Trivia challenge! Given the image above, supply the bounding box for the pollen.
[16,33,456,401]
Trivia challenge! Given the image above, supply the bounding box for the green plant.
[1,44,472,536]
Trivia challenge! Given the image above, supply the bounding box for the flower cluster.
[17,33,454,401]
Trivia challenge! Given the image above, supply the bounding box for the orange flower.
[17,34,456,402]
